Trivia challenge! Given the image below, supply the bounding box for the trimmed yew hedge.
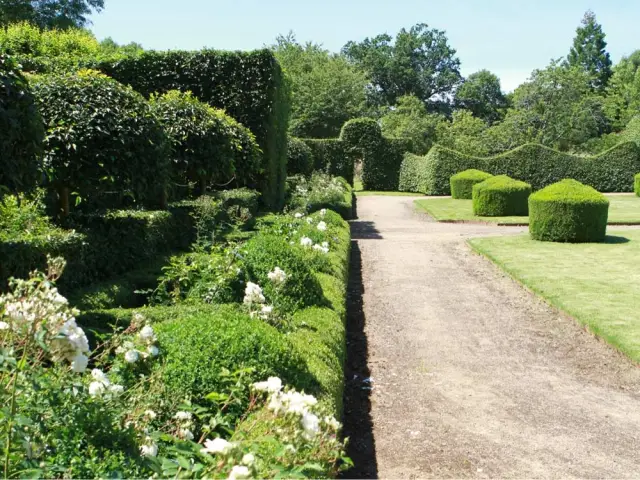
[635,173,640,197]
[401,142,640,195]
[472,175,531,216]
[529,179,609,243]
[450,169,493,199]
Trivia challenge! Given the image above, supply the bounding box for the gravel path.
[342,195,640,479]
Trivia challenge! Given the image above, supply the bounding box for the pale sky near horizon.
[88,0,640,92]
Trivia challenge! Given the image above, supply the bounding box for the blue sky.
[89,0,640,92]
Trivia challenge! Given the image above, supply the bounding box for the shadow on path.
[341,238,378,479]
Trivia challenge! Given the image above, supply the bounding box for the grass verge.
[469,231,640,362]
[416,194,640,225]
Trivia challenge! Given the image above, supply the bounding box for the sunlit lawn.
[416,194,640,225]
[469,230,640,362]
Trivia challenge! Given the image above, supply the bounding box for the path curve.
[343,195,640,479]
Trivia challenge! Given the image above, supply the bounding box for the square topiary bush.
[529,179,609,243]
[450,169,493,199]
[472,175,531,216]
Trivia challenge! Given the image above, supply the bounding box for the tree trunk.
[199,176,208,196]
[59,186,70,217]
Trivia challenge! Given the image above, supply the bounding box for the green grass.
[416,194,640,225]
[469,231,640,362]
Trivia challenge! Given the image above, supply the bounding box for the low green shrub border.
[529,179,609,243]
[306,177,354,220]
[450,169,493,199]
[472,175,531,216]
[635,173,640,197]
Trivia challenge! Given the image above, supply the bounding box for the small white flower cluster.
[243,282,265,305]
[140,436,158,457]
[317,221,327,232]
[294,212,304,219]
[174,411,195,441]
[0,278,91,373]
[199,437,255,479]
[115,318,159,364]
[300,236,329,255]
[267,267,288,285]
[253,377,341,441]
[88,368,124,398]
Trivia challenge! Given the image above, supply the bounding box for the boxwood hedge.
[450,169,493,199]
[635,173,640,197]
[400,142,640,195]
[529,179,609,243]
[0,54,44,194]
[472,175,531,216]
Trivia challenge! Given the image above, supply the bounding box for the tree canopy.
[454,70,507,124]
[567,10,612,91]
[342,23,461,108]
[0,0,104,29]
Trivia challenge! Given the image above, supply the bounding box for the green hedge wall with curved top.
[529,179,609,243]
[400,142,640,195]
[20,49,291,210]
[472,175,532,216]
[450,169,493,199]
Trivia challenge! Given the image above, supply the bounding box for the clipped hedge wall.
[529,179,609,243]
[404,142,640,195]
[287,137,314,177]
[472,175,531,216]
[0,54,44,194]
[635,173,640,197]
[302,139,352,184]
[398,153,430,193]
[450,169,493,199]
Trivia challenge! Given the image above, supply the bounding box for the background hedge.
[400,142,640,195]
[450,169,493,199]
[0,54,44,194]
[302,139,352,184]
[472,175,531,216]
[635,173,640,197]
[529,179,609,243]
[32,70,170,213]
[287,137,314,177]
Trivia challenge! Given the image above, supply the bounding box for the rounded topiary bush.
[635,173,640,197]
[150,90,260,197]
[242,233,324,313]
[287,137,313,177]
[529,179,609,243]
[31,70,170,213]
[0,54,44,194]
[472,175,531,216]
[450,169,493,199]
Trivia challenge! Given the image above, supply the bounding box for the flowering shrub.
[286,173,352,219]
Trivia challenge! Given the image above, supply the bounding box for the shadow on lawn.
[341,227,378,476]
[604,235,630,244]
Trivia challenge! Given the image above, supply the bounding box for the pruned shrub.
[150,90,261,197]
[302,138,352,184]
[31,70,170,213]
[472,175,531,216]
[635,173,640,197]
[287,137,313,176]
[450,169,493,199]
[0,54,44,194]
[242,233,324,313]
[529,179,609,243]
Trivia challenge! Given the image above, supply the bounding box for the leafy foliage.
[0,53,44,194]
[380,95,441,154]
[0,21,101,56]
[636,173,640,197]
[342,23,462,107]
[472,175,531,216]
[0,0,104,29]
[450,169,493,199]
[286,173,353,219]
[32,69,170,212]
[529,179,609,242]
[272,33,367,138]
[567,10,612,91]
[287,137,314,176]
[454,70,507,124]
[302,139,352,184]
[150,90,261,197]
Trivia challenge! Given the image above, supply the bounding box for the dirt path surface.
[342,195,640,479]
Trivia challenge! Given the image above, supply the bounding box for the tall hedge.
[31,70,170,214]
[150,90,261,197]
[0,54,44,194]
[401,142,640,195]
[287,137,314,177]
[302,139,352,184]
[18,49,291,209]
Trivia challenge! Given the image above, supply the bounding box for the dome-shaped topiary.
[287,137,313,177]
[472,175,531,216]
[450,169,493,199]
[0,55,44,194]
[31,70,170,213]
[150,90,261,197]
[635,173,640,197]
[529,179,609,243]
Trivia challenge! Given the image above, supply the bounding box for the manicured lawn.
[416,194,640,225]
[469,231,640,362]
[354,180,422,196]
